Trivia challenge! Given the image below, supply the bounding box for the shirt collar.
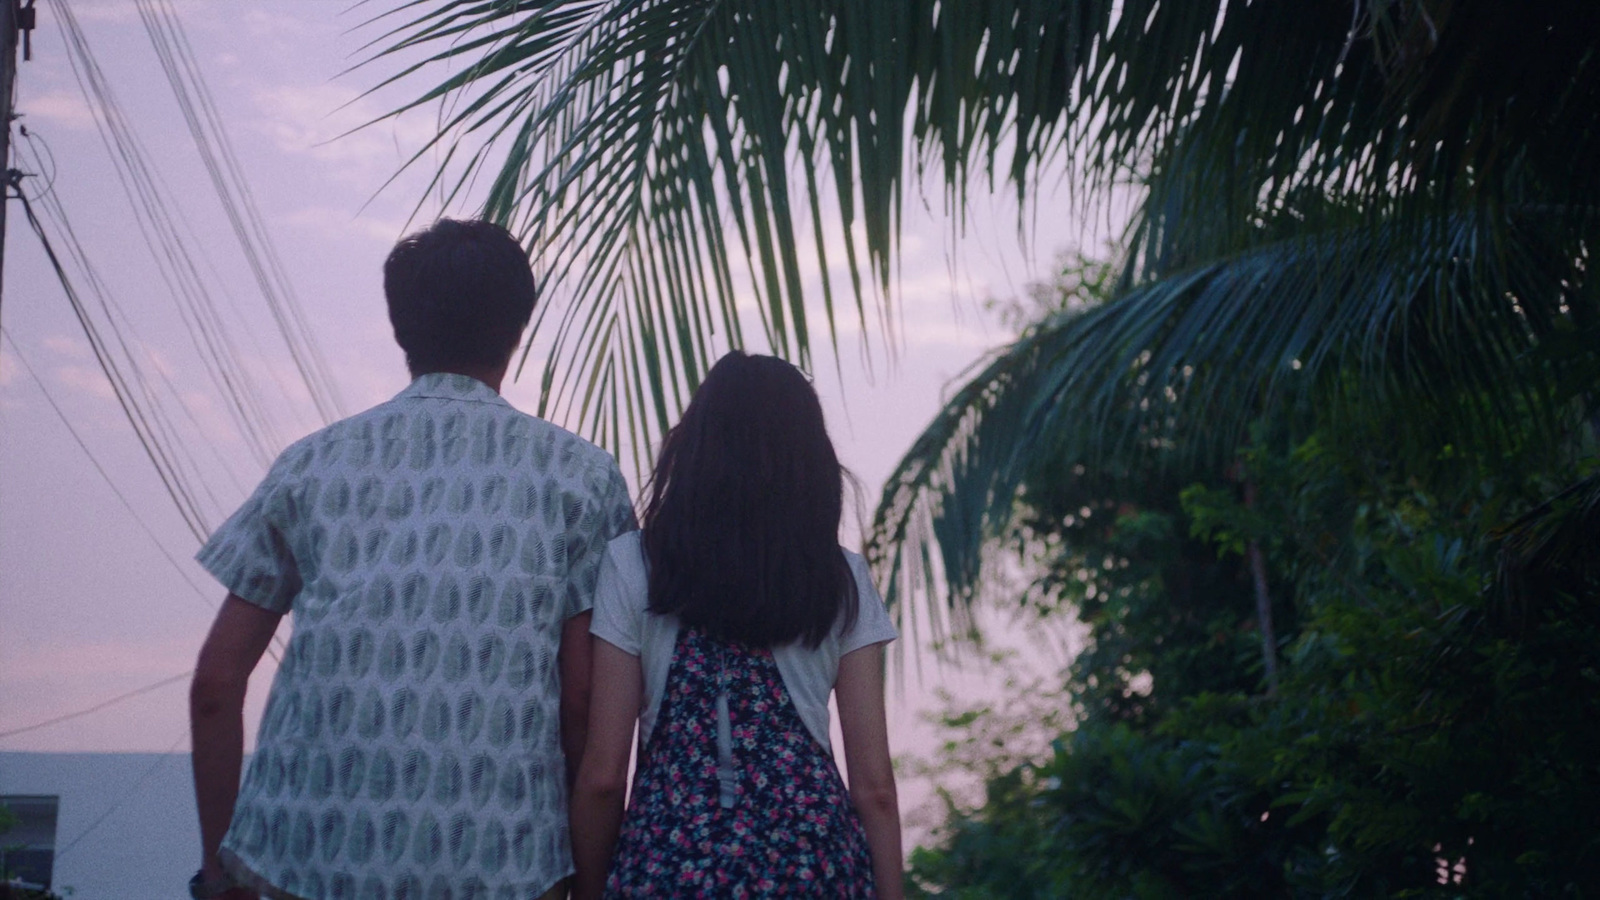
[398,372,509,406]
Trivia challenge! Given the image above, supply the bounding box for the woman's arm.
[569,639,643,900]
[836,642,904,899]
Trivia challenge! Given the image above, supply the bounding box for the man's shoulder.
[289,399,395,445]
[261,396,410,476]
[265,422,340,478]
[511,414,621,476]
[265,396,624,491]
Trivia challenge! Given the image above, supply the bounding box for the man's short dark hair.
[383,218,537,375]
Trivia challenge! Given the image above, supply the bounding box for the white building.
[0,752,199,900]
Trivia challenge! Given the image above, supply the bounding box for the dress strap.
[714,642,738,809]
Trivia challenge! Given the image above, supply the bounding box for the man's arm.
[559,610,596,786]
[190,594,282,890]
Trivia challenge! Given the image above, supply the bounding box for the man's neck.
[414,363,509,394]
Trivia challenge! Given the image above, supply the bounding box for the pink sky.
[0,0,1106,834]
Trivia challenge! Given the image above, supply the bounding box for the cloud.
[43,335,91,360]
[19,90,95,131]
[241,7,318,41]
[280,205,409,246]
[247,82,451,191]
[53,364,117,401]
[5,636,197,682]
[57,0,230,27]
[58,0,140,25]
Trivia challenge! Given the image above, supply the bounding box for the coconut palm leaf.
[361,0,976,468]
[1495,472,1600,620]
[363,0,1600,452]
[363,0,1600,622]
[868,199,1596,626]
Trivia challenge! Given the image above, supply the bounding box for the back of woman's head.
[642,351,858,648]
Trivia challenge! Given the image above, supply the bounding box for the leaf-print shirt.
[196,372,636,900]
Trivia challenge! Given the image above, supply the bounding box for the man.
[188,219,635,900]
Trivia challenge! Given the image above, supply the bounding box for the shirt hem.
[219,847,574,900]
[193,553,294,615]
[219,848,308,900]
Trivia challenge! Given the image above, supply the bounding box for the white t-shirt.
[589,531,899,754]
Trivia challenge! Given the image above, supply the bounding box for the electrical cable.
[0,326,288,660]
[9,200,288,662]
[136,0,345,424]
[0,672,191,741]
[16,130,254,503]
[0,328,217,606]
[50,0,289,468]
[52,729,189,861]
[17,188,213,542]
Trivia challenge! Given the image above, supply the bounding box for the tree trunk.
[1244,480,1279,694]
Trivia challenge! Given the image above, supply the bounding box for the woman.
[570,351,903,898]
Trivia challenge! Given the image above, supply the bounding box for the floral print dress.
[604,627,876,897]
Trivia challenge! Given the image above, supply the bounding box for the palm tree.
[367,0,1600,621]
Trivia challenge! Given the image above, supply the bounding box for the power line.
[0,326,287,661]
[16,128,254,505]
[135,0,345,424]
[0,0,319,754]
[0,327,217,606]
[49,0,290,468]
[16,187,214,542]
[0,671,191,741]
[5,200,295,741]
[53,729,189,861]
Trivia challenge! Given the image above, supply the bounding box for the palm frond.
[1494,472,1600,623]
[869,203,1597,626]
[360,1,1600,624]
[362,0,954,464]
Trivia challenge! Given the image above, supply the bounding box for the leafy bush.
[909,417,1600,897]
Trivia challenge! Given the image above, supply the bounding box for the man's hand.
[192,853,260,900]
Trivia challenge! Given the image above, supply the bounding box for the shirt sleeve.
[563,457,639,619]
[589,535,646,656]
[195,451,303,614]
[839,551,899,655]
[598,463,640,541]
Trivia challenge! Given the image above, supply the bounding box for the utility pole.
[0,0,34,319]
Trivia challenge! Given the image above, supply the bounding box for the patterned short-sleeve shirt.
[196,373,636,900]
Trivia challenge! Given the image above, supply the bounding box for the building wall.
[0,793,61,889]
[0,753,199,900]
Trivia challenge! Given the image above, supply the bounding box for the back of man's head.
[384,218,537,376]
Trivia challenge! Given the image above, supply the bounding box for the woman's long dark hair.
[642,351,858,648]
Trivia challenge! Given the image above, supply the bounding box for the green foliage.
[911,722,1293,899]
[909,406,1600,896]
[859,0,1600,638]
[372,0,1600,475]
[878,7,1600,889]
[370,6,1600,890]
